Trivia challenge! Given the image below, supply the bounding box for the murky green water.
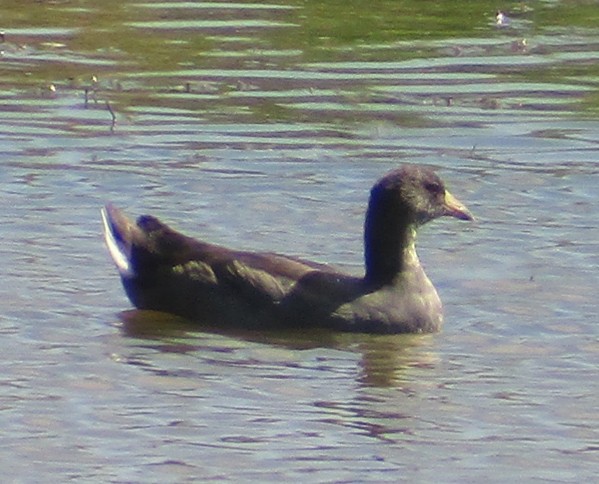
[0,1,597,481]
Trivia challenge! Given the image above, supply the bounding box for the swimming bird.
[102,164,473,334]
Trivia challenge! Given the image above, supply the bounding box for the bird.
[101,164,473,334]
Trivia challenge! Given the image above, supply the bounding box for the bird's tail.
[101,204,141,278]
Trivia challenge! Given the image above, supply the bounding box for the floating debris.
[495,10,511,27]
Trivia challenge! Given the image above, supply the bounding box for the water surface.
[0,1,597,481]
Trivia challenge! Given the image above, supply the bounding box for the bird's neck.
[363,197,420,286]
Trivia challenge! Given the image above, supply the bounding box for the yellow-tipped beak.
[443,190,474,221]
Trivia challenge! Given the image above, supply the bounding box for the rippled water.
[0,1,597,481]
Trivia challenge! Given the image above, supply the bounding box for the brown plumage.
[102,164,473,333]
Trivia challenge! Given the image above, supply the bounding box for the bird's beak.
[443,190,474,221]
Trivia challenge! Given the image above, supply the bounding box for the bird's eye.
[425,182,444,195]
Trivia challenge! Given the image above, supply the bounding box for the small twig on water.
[106,101,116,131]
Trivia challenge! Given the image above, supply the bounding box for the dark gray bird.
[102,164,473,334]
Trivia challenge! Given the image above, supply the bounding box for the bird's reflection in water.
[355,333,437,387]
[118,309,438,388]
